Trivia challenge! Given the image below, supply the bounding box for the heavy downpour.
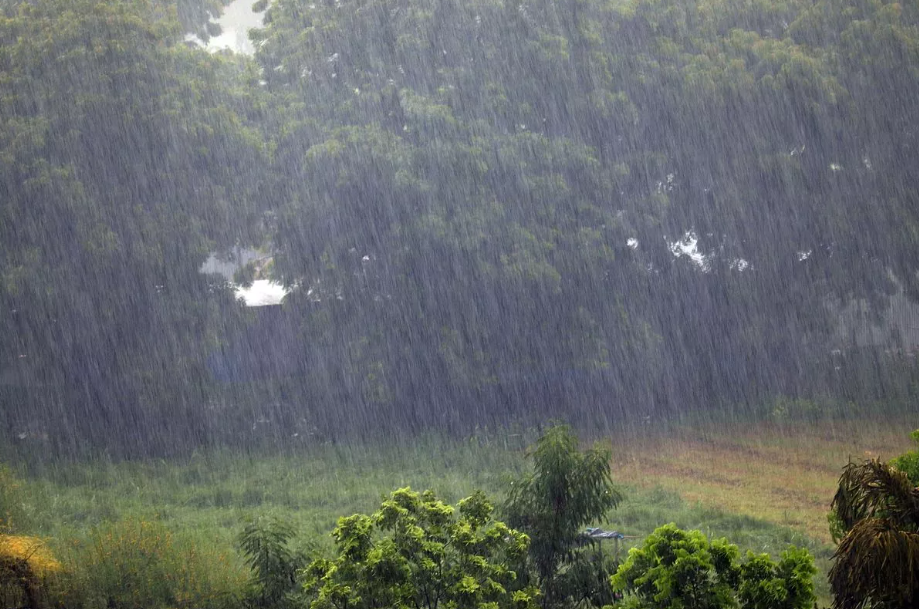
[1,0,917,607]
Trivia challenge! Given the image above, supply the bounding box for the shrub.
[889,429,919,484]
[238,516,306,609]
[768,397,823,423]
[737,547,817,609]
[0,535,62,609]
[612,523,816,609]
[504,425,622,608]
[302,487,538,609]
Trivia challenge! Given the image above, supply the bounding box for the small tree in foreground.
[238,516,306,609]
[612,523,816,609]
[302,487,538,609]
[504,425,623,608]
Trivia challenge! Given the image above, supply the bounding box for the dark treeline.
[1,0,918,457]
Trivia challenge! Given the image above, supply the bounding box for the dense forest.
[1,0,918,456]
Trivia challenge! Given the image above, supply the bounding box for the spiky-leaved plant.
[829,458,919,609]
[238,516,305,609]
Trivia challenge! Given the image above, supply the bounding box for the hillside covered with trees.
[1,0,918,455]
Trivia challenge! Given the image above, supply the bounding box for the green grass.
[3,427,842,605]
[10,434,533,557]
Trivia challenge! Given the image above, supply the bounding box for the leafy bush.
[504,425,622,608]
[737,547,818,609]
[612,523,816,609]
[302,487,538,609]
[767,397,824,423]
[889,429,919,484]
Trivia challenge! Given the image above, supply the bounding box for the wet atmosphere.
[1,0,918,606]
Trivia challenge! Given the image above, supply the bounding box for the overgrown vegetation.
[3,0,919,455]
[0,424,855,608]
[612,524,816,609]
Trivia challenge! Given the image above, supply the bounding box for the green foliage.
[302,487,538,609]
[5,0,919,454]
[0,0,263,456]
[737,547,817,609]
[612,523,816,609]
[504,425,622,608]
[0,435,838,607]
[767,397,824,424]
[237,0,919,439]
[612,524,739,609]
[889,429,919,485]
[238,516,305,609]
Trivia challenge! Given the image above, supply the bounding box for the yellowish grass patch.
[609,418,914,543]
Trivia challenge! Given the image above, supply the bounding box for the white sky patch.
[669,230,707,269]
[185,33,206,47]
[201,248,287,307]
[205,0,266,55]
[236,280,289,307]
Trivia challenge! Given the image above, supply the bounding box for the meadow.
[1,410,915,607]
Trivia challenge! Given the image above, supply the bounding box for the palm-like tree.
[829,459,919,609]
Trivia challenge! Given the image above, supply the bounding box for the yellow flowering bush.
[0,534,62,609]
[0,535,62,575]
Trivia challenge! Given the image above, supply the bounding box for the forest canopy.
[1,0,918,455]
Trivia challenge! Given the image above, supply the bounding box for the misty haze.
[1,0,917,607]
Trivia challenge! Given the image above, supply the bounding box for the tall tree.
[0,0,264,454]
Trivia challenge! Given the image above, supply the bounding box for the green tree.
[0,0,264,455]
[238,517,306,609]
[504,425,622,608]
[249,0,919,440]
[612,523,816,609]
[737,547,817,609]
[302,487,538,609]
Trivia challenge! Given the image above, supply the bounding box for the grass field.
[2,414,916,606]
[609,415,914,544]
